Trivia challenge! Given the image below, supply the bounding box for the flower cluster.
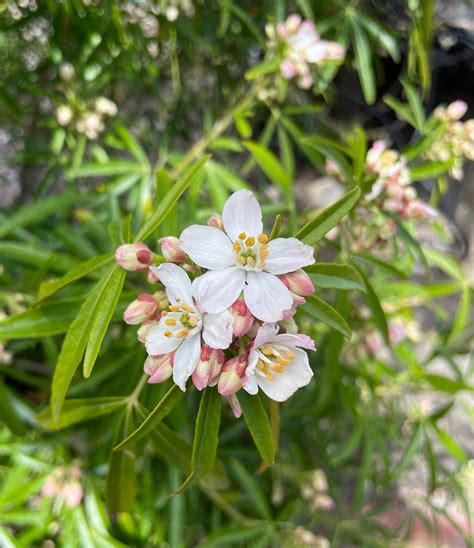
[266,15,344,89]
[117,190,317,409]
[365,141,435,221]
[427,100,474,181]
[41,464,83,509]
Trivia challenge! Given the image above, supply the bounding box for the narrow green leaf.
[135,156,210,241]
[401,79,425,131]
[0,243,77,273]
[0,383,27,436]
[352,252,407,279]
[277,125,295,180]
[301,135,352,180]
[383,95,417,128]
[106,448,136,513]
[358,14,400,62]
[304,295,352,339]
[306,263,365,291]
[351,18,376,104]
[330,421,364,466]
[269,214,281,240]
[38,397,126,429]
[116,125,149,166]
[245,58,280,81]
[114,384,184,451]
[392,423,424,477]
[432,425,467,464]
[409,159,455,181]
[68,160,146,179]
[38,253,114,301]
[83,266,126,378]
[421,374,473,395]
[295,187,361,244]
[231,459,272,520]
[238,392,274,465]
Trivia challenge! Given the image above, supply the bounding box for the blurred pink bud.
[227,394,242,418]
[285,14,302,33]
[278,269,314,296]
[207,213,224,230]
[218,354,248,397]
[366,331,384,355]
[63,482,83,508]
[42,476,59,497]
[446,100,468,121]
[230,299,255,337]
[159,236,187,263]
[115,243,153,272]
[147,268,160,284]
[389,321,406,345]
[123,294,158,325]
[137,320,159,343]
[325,42,345,61]
[192,345,225,390]
[144,353,174,383]
[281,59,297,80]
[182,263,197,274]
[407,201,437,221]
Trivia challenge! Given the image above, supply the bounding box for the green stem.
[200,485,260,526]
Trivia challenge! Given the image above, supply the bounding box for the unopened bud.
[446,100,468,121]
[123,294,158,325]
[144,353,174,384]
[227,394,242,418]
[325,42,345,61]
[207,213,224,230]
[59,62,75,83]
[230,299,255,337]
[192,345,225,390]
[137,320,159,343]
[57,105,73,126]
[159,236,187,263]
[217,354,247,397]
[278,269,314,297]
[115,243,153,272]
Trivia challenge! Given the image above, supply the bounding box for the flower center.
[255,345,296,382]
[161,300,202,339]
[233,232,269,271]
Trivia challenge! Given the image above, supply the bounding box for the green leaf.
[231,459,272,520]
[295,187,361,244]
[242,141,291,199]
[421,374,473,395]
[392,423,424,477]
[134,156,210,241]
[51,265,116,423]
[68,160,146,179]
[0,243,77,273]
[301,135,352,181]
[0,383,27,436]
[114,384,184,451]
[174,389,222,493]
[383,95,418,128]
[352,252,407,279]
[401,79,425,131]
[37,253,114,301]
[304,295,352,339]
[306,263,365,291]
[269,214,281,240]
[358,14,400,62]
[432,425,467,464]
[0,190,80,238]
[116,125,149,166]
[409,159,455,181]
[38,397,127,429]
[106,448,136,513]
[83,267,126,378]
[245,58,280,80]
[277,125,295,180]
[350,17,376,104]
[0,300,80,340]
[238,392,274,465]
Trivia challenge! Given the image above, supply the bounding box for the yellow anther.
[169,305,179,312]
[265,371,274,381]
[188,316,198,327]
[161,310,168,316]
[285,350,296,359]
[270,363,285,373]
[258,234,268,244]
[176,328,189,338]
[233,242,241,252]
[277,356,291,366]
[245,236,255,247]
[165,318,176,326]
[164,330,172,338]
[181,303,191,312]
[238,232,246,240]
[260,346,273,356]
[246,257,255,267]
[257,359,266,370]
[237,256,246,265]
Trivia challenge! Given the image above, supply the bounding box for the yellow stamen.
[257,359,266,370]
[169,305,179,312]
[165,318,176,326]
[238,232,246,240]
[270,363,285,373]
[188,316,198,327]
[176,328,189,338]
[237,256,246,265]
[285,350,296,359]
[161,310,168,316]
[260,346,273,356]
[277,356,291,366]
[258,234,268,244]
[265,371,274,381]
[245,236,255,247]
[181,303,191,312]
[246,257,255,267]
[233,242,241,252]
[164,330,172,338]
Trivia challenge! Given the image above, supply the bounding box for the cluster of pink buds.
[365,141,436,221]
[266,14,344,89]
[41,464,83,509]
[117,190,318,413]
[427,100,474,181]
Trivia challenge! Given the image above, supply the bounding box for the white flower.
[243,323,315,402]
[179,190,315,323]
[145,263,233,390]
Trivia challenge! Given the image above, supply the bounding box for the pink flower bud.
[278,269,314,297]
[217,354,247,397]
[281,59,297,80]
[207,213,224,230]
[325,42,345,61]
[230,299,255,337]
[123,294,158,325]
[147,268,160,284]
[144,353,174,384]
[159,236,187,263]
[115,243,153,272]
[192,345,225,390]
[389,321,406,345]
[282,294,305,320]
[63,482,83,508]
[446,100,468,121]
[227,394,242,418]
[137,320,159,343]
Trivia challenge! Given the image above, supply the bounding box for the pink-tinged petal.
[365,178,384,201]
[202,310,234,349]
[173,334,201,391]
[150,263,192,304]
[271,333,316,351]
[222,189,263,241]
[306,42,327,64]
[253,322,280,349]
[192,267,245,314]
[264,238,315,275]
[243,373,258,395]
[227,394,242,418]
[145,323,181,355]
[244,272,293,322]
[281,59,297,79]
[179,225,234,269]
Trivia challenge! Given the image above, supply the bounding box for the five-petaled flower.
[145,263,234,390]
[179,190,315,323]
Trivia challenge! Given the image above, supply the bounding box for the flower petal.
[192,267,245,314]
[172,334,201,391]
[202,310,234,349]
[222,189,263,241]
[270,333,316,351]
[145,323,182,356]
[150,263,192,304]
[244,271,293,322]
[264,238,315,275]
[179,225,234,269]
[282,348,314,388]
[253,322,280,349]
